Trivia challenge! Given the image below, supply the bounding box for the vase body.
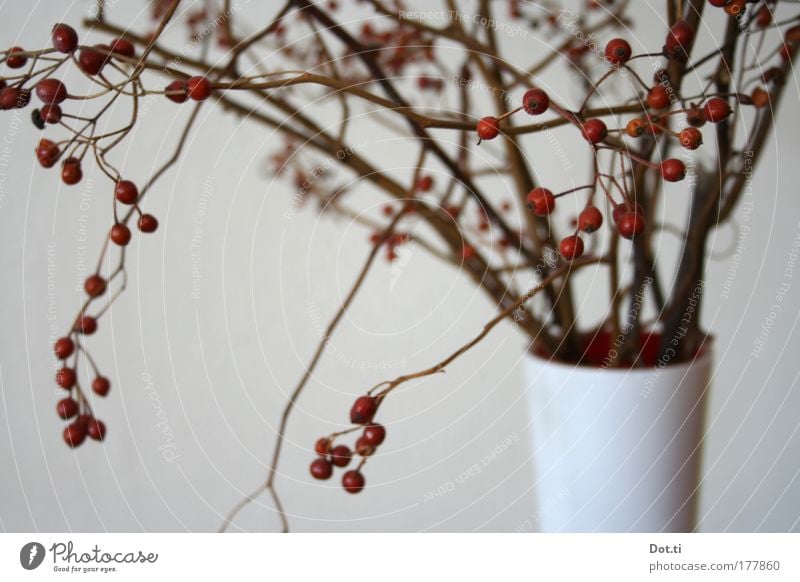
[524,345,711,532]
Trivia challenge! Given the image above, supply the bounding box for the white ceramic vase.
[524,347,711,532]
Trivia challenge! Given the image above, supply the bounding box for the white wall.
[1,1,799,532]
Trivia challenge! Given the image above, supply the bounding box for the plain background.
[1,0,799,532]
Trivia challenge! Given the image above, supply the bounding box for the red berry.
[40,103,62,123]
[526,187,556,216]
[617,212,646,239]
[476,116,500,140]
[109,38,135,59]
[646,85,670,109]
[751,87,769,108]
[84,274,107,297]
[416,175,433,192]
[665,20,694,59]
[522,88,550,115]
[708,0,727,6]
[165,80,188,103]
[110,224,131,246]
[75,315,97,335]
[36,138,60,168]
[362,424,386,447]
[342,470,365,494]
[756,6,772,28]
[6,47,27,69]
[92,376,111,396]
[685,107,706,127]
[63,422,87,448]
[724,0,746,16]
[578,206,603,233]
[115,180,138,204]
[186,76,212,101]
[350,395,378,424]
[0,87,30,110]
[703,97,732,123]
[355,436,375,457]
[138,214,159,233]
[679,127,703,150]
[61,157,82,185]
[56,367,77,389]
[87,418,106,441]
[52,24,79,53]
[559,235,585,260]
[36,79,68,104]
[612,201,643,224]
[581,118,608,144]
[605,38,632,65]
[54,337,74,359]
[660,158,687,182]
[331,445,352,467]
[315,437,332,457]
[78,45,109,75]
[310,458,333,480]
[460,245,475,260]
[56,397,79,420]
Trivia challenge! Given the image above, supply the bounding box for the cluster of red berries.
[310,395,385,494]
[164,76,213,103]
[53,335,109,448]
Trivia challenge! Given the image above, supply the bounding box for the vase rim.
[527,334,713,373]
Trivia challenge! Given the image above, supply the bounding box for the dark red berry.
[417,175,433,192]
[84,274,107,297]
[165,80,188,103]
[63,422,87,448]
[0,87,30,110]
[36,139,60,168]
[186,76,212,101]
[75,315,97,335]
[6,47,27,69]
[476,116,500,140]
[315,437,332,457]
[685,107,705,127]
[703,97,732,123]
[331,445,352,467]
[40,103,62,123]
[110,224,131,246]
[605,38,632,65]
[92,376,111,396]
[362,424,386,447]
[660,158,686,182]
[52,24,79,53]
[578,206,603,233]
[114,180,138,204]
[61,157,82,185]
[78,45,109,76]
[559,235,585,259]
[665,20,694,59]
[522,88,549,115]
[355,436,375,457]
[617,212,646,239]
[138,214,159,233]
[679,127,703,150]
[342,470,365,494]
[56,367,77,389]
[54,337,74,359]
[310,458,333,480]
[36,79,68,104]
[109,38,135,59]
[581,118,608,144]
[526,187,556,216]
[350,395,378,424]
[56,397,79,420]
[87,418,106,441]
[646,85,670,109]
[708,0,728,6]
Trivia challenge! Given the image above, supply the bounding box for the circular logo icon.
[19,542,45,570]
